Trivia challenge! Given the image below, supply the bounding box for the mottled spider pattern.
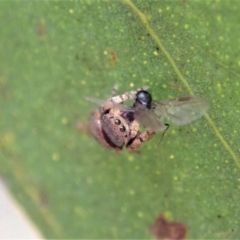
[87,85,155,152]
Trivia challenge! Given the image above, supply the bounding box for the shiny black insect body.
[135,90,152,109]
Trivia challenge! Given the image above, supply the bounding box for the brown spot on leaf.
[77,121,91,136]
[0,75,10,100]
[170,81,183,93]
[36,19,48,41]
[38,189,48,207]
[109,51,118,66]
[150,214,187,240]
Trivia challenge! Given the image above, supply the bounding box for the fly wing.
[85,97,129,111]
[85,97,108,107]
[152,96,209,125]
[134,102,167,132]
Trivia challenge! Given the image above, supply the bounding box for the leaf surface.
[0,0,239,238]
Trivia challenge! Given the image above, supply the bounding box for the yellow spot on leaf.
[129,190,135,195]
[3,132,15,145]
[0,132,15,151]
[128,155,134,161]
[216,15,222,22]
[121,207,126,213]
[52,153,60,161]
[218,36,224,41]
[173,176,178,181]
[216,83,222,94]
[61,118,68,125]
[137,212,143,218]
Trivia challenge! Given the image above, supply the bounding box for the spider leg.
[107,86,149,104]
[127,130,155,151]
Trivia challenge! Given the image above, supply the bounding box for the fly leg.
[158,123,170,146]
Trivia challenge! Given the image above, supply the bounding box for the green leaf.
[0,0,239,238]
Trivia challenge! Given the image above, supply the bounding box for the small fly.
[133,89,209,134]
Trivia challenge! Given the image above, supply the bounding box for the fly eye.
[115,119,121,125]
[119,125,126,132]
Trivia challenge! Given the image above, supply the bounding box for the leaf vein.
[124,0,240,169]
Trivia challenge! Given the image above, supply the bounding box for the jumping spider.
[85,86,155,152]
[85,85,209,152]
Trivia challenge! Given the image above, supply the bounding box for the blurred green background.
[0,0,239,238]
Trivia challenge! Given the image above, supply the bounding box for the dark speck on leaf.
[179,96,191,102]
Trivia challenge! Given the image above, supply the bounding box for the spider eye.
[119,125,126,132]
[115,119,121,125]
